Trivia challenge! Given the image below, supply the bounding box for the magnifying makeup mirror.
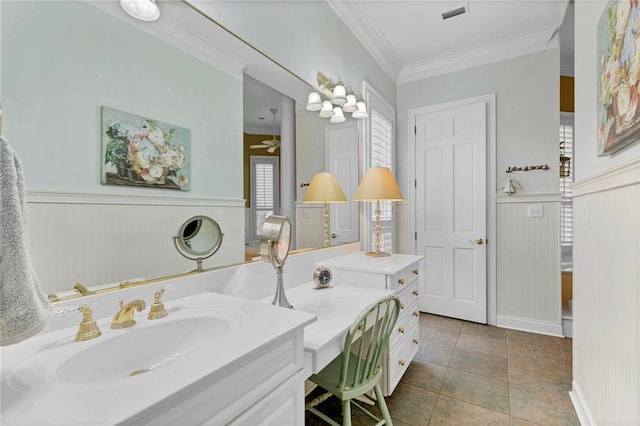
[173,215,223,271]
[260,215,293,308]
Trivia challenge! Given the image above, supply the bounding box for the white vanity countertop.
[261,283,393,376]
[0,292,316,426]
[319,252,424,274]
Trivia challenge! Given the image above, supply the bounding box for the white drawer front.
[389,264,420,292]
[389,298,419,349]
[387,321,419,394]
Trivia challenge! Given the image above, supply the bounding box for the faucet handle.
[76,305,102,341]
[148,288,168,320]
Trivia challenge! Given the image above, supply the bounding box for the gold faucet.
[111,299,146,329]
[76,305,102,341]
[73,282,95,295]
[147,288,168,320]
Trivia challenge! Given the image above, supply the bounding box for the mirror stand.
[271,265,293,309]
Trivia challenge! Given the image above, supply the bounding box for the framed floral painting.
[597,0,640,156]
[101,106,191,190]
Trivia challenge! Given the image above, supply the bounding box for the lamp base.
[365,250,391,257]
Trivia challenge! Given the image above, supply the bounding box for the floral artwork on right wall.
[597,0,640,156]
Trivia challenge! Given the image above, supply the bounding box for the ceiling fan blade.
[267,146,277,153]
[249,144,267,149]
[261,139,277,146]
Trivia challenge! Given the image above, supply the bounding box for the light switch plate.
[527,204,544,218]
[303,209,312,218]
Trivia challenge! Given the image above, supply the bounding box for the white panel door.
[415,101,487,323]
[326,122,359,244]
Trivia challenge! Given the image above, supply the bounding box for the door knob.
[331,233,339,239]
[470,238,484,245]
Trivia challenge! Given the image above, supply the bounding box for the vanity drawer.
[396,281,419,310]
[389,299,419,349]
[388,263,420,291]
[387,321,419,394]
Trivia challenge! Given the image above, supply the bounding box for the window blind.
[370,109,394,253]
[559,119,574,245]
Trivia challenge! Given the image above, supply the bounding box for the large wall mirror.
[1,0,360,300]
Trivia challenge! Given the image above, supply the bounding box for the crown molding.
[86,1,246,80]
[398,26,560,85]
[326,0,401,82]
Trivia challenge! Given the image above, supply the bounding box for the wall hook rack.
[505,164,549,173]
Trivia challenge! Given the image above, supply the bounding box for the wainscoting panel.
[496,194,562,335]
[295,204,324,250]
[25,192,245,295]
[571,157,639,425]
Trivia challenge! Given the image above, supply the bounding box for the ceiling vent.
[442,5,467,20]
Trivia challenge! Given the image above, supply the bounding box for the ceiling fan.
[250,108,280,153]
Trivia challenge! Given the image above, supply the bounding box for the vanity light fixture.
[306,72,368,122]
[120,0,160,21]
[330,107,346,124]
[354,167,404,257]
[302,172,347,247]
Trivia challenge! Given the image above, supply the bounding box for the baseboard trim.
[570,380,596,426]
[496,314,563,337]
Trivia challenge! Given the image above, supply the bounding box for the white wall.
[397,49,561,329]
[1,2,246,294]
[571,1,640,423]
[2,1,243,199]
[397,49,560,198]
[190,0,396,107]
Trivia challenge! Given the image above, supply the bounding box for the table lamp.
[353,167,404,257]
[302,172,347,247]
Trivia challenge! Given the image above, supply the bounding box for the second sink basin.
[57,317,230,384]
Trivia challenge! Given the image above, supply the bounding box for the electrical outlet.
[303,209,312,218]
[527,204,544,218]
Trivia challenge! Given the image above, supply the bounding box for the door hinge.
[414,232,417,241]
[414,179,417,188]
[414,126,417,135]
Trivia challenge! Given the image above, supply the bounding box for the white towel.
[0,137,50,345]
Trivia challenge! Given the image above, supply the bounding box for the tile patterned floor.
[305,313,579,425]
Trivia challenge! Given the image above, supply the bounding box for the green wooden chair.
[305,294,401,426]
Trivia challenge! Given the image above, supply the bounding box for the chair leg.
[373,383,393,425]
[342,399,352,426]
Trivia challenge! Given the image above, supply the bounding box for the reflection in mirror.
[173,215,223,271]
[2,0,359,302]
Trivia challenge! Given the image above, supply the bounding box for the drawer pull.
[398,360,405,366]
[413,338,419,344]
[400,303,405,309]
[398,327,405,334]
[413,290,419,296]
[398,278,405,285]
[413,311,419,317]
[413,269,419,275]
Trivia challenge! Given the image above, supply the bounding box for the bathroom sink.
[57,317,230,384]
[1,291,316,425]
